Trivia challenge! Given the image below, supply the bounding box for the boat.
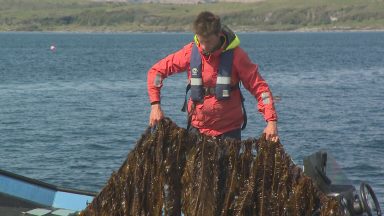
[0,169,96,216]
[304,151,382,216]
[1,150,381,216]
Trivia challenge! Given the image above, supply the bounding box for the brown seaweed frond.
[80,118,342,216]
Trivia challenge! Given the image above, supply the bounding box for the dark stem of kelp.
[80,118,343,216]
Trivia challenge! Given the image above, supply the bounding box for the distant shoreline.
[2,0,384,33]
[1,28,384,34]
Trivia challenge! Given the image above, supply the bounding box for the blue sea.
[1,32,383,208]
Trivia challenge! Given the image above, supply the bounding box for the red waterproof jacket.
[147,32,277,136]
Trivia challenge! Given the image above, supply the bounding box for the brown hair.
[193,11,221,36]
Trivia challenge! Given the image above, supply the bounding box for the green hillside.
[1,0,384,32]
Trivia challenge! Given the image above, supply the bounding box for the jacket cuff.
[264,113,278,122]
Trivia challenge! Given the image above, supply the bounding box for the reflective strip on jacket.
[147,33,277,137]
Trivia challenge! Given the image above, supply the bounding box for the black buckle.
[203,87,215,96]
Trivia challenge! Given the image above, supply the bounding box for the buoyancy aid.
[190,45,234,101]
[189,26,240,101]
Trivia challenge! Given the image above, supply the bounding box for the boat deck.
[0,192,80,216]
[0,169,96,215]
[0,192,46,215]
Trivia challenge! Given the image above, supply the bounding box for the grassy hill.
[1,0,384,32]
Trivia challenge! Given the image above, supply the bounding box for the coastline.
[2,0,384,35]
[1,27,384,34]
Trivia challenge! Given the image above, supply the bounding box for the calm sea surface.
[1,32,383,207]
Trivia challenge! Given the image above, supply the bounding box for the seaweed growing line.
[80,118,342,216]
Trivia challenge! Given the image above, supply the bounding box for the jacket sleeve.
[147,43,193,103]
[234,48,278,122]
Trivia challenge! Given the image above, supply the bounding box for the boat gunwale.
[0,169,97,197]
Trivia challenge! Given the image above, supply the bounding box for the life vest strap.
[239,88,247,130]
[203,84,239,96]
[181,83,191,112]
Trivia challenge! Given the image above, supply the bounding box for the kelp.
[80,118,342,216]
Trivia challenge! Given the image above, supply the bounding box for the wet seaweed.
[80,118,343,216]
